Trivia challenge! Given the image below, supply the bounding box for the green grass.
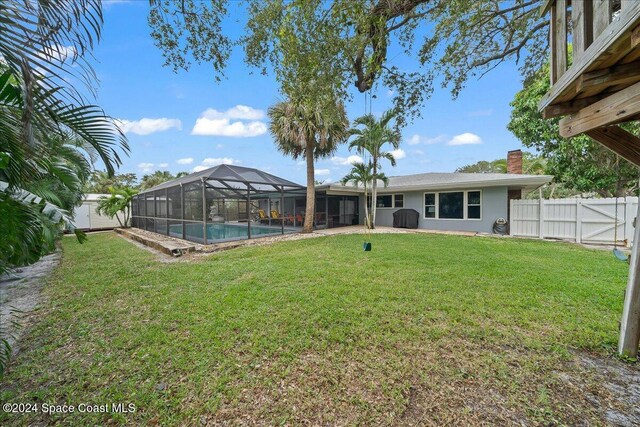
[0,232,629,425]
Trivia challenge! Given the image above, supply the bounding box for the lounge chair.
[284,213,294,225]
[270,210,283,223]
[257,209,270,224]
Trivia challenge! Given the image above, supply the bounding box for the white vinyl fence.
[510,197,638,246]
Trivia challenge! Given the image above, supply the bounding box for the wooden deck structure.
[539,0,640,357]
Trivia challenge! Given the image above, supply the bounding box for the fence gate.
[510,197,638,246]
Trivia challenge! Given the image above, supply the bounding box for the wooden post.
[625,197,635,247]
[539,198,545,239]
[576,199,583,244]
[621,0,633,12]
[572,0,594,59]
[619,200,640,358]
[593,0,612,38]
[550,0,568,84]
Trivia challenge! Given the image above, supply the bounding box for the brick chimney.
[507,149,523,174]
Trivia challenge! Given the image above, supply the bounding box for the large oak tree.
[148,0,549,127]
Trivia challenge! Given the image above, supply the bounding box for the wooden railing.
[546,0,637,85]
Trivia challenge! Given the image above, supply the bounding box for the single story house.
[318,150,551,234]
[131,151,551,244]
[318,172,551,234]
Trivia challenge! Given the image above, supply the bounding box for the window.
[367,194,404,208]
[439,192,464,219]
[467,191,481,219]
[424,190,482,220]
[424,193,436,218]
[377,195,393,208]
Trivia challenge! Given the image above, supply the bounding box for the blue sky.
[93,1,528,185]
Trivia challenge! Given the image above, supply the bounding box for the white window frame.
[466,190,482,220]
[424,192,437,219]
[423,190,482,221]
[369,193,405,209]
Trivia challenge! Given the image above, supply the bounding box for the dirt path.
[0,252,61,355]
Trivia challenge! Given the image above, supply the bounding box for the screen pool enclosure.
[131,164,307,245]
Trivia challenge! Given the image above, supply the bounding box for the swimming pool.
[169,223,285,243]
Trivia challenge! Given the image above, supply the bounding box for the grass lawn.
[0,232,631,425]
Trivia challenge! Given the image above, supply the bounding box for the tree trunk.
[363,185,371,229]
[115,212,124,228]
[371,159,377,229]
[303,140,315,234]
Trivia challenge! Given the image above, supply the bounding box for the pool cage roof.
[139,164,305,196]
[132,165,306,245]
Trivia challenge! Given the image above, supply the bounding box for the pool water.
[169,223,283,242]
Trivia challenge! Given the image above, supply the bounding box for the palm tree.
[140,170,176,190]
[341,162,388,229]
[85,171,138,193]
[96,187,138,228]
[268,99,349,233]
[0,4,128,271]
[348,109,401,228]
[0,0,127,378]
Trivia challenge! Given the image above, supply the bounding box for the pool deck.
[115,228,197,256]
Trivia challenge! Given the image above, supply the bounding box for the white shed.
[71,193,122,231]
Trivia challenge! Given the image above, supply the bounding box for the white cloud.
[138,162,154,173]
[191,105,267,138]
[191,116,267,137]
[191,157,238,172]
[34,45,76,75]
[116,118,182,135]
[158,163,169,168]
[413,149,425,155]
[447,133,483,146]
[202,157,237,166]
[103,0,131,6]
[469,109,493,117]
[177,157,194,165]
[424,135,447,145]
[408,134,446,145]
[407,134,422,145]
[331,155,363,166]
[391,149,406,160]
[50,45,76,63]
[315,169,331,176]
[216,144,224,149]
[201,105,265,120]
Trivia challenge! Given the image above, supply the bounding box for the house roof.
[321,172,552,194]
[138,164,305,194]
